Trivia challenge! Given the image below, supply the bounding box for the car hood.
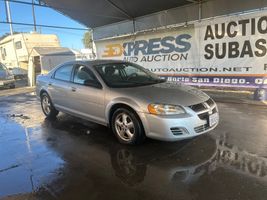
[118,82,210,106]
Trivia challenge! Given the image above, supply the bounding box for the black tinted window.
[94,62,165,88]
[15,41,22,49]
[74,65,97,85]
[54,65,73,81]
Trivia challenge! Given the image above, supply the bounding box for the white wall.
[0,33,60,69]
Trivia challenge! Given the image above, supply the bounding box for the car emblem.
[203,102,213,115]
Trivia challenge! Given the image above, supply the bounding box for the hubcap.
[115,113,135,141]
[42,96,51,115]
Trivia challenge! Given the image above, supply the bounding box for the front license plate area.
[209,113,219,127]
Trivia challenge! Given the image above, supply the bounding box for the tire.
[41,92,59,119]
[111,108,146,145]
[9,84,15,89]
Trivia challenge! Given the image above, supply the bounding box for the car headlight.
[148,104,186,115]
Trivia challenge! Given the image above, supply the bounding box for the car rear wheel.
[41,92,59,118]
[9,84,15,89]
[111,108,145,145]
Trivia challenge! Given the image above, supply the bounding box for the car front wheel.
[41,92,59,118]
[111,108,145,145]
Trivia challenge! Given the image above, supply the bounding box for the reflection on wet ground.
[0,93,266,200]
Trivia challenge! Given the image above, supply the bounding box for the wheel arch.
[106,99,145,130]
[108,102,148,138]
[39,89,53,106]
[40,89,48,97]
[39,87,52,99]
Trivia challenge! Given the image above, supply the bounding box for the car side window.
[73,65,101,87]
[54,64,73,82]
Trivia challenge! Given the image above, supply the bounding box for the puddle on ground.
[0,94,266,200]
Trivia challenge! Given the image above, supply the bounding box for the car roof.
[48,59,128,75]
[80,59,127,66]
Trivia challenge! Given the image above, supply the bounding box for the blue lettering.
[161,36,175,54]
[134,40,148,56]
[122,34,192,56]
[175,34,192,53]
[147,38,161,54]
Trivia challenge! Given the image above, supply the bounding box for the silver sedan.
[36,60,219,144]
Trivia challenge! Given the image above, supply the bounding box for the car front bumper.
[0,79,15,87]
[139,105,219,142]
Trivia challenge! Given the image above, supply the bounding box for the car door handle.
[71,87,76,92]
[48,82,52,86]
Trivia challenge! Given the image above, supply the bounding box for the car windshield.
[94,62,165,88]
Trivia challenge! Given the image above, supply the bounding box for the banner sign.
[95,10,267,88]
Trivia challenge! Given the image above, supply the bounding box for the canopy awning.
[31,47,75,56]
[42,0,195,28]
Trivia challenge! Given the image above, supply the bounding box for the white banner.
[95,10,267,88]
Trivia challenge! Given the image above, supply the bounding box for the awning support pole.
[198,0,202,21]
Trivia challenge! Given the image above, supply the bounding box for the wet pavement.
[0,93,266,200]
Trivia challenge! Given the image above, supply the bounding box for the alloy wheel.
[42,95,51,115]
[115,113,135,141]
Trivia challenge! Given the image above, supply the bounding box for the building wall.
[0,33,60,70]
[22,34,60,55]
[40,55,75,74]
[0,37,18,68]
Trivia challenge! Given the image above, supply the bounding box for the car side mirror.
[84,80,102,89]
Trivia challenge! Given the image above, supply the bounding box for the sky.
[0,0,87,49]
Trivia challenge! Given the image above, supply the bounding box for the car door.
[67,64,106,124]
[48,63,74,110]
[0,63,7,83]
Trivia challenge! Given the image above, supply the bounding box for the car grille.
[206,98,215,107]
[189,103,206,112]
[170,127,188,135]
[198,108,217,120]
[189,98,217,121]
[189,98,215,112]
[194,124,210,133]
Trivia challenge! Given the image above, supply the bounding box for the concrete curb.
[0,87,35,97]
[203,89,267,106]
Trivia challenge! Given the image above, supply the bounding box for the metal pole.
[5,0,19,67]
[5,0,13,35]
[133,19,136,33]
[198,0,202,22]
[32,0,37,32]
